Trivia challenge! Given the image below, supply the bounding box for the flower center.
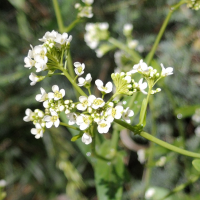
[77,66,83,73]
[112,108,116,117]
[100,123,107,128]
[94,99,103,106]
[51,115,58,122]
[54,91,63,99]
[83,116,90,124]
[82,100,88,107]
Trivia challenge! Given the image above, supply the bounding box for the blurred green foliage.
[1,0,200,199]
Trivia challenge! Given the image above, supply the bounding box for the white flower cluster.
[187,0,200,10]
[23,85,75,139]
[24,30,72,85]
[75,0,94,18]
[84,23,109,49]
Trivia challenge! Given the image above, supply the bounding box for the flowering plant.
[22,0,200,199]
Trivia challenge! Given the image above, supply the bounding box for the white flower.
[128,40,138,49]
[99,22,109,30]
[31,123,44,139]
[29,73,38,86]
[78,73,92,86]
[79,6,93,18]
[39,30,58,42]
[0,180,7,187]
[97,120,111,134]
[24,57,35,69]
[67,113,77,125]
[77,96,91,111]
[23,108,34,122]
[95,79,113,93]
[54,33,72,45]
[138,78,148,94]
[107,105,123,122]
[35,88,48,102]
[137,149,146,164]
[156,156,166,167]
[48,85,65,100]
[76,114,92,130]
[123,24,133,36]
[44,110,60,128]
[74,62,85,76]
[130,59,150,74]
[82,133,92,145]
[145,188,155,199]
[33,45,48,64]
[122,107,134,123]
[35,62,47,72]
[88,95,105,109]
[160,63,173,77]
[82,0,94,5]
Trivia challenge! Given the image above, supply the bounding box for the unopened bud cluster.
[187,0,200,10]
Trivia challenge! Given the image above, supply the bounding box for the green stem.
[145,0,187,65]
[52,0,64,33]
[64,18,82,32]
[111,128,119,150]
[144,96,157,193]
[108,37,141,63]
[67,52,76,79]
[88,88,91,95]
[60,122,80,131]
[159,175,199,200]
[114,119,200,159]
[60,68,87,97]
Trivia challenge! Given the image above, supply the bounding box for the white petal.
[74,62,81,68]
[25,108,32,116]
[79,96,87,102]
[35,94,42,101]
[80,123,89,130]
[88,95,96,103]
[95,79,103,87]
[54,119,60,127]
[44,116,51,121]
[52,85,59,92]
[77,103,87,111]
[60,89,65,97]
[46,121,53,128]
[48,92,54,99]
[31,128,37,135]
[85,73,92,81]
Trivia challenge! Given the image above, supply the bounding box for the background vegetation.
[1,0,200,199]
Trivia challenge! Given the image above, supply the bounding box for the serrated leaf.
[192,159,200,172]
[94,141,125,200]
[71,132,83,142]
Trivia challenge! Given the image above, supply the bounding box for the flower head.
[82,133,92,145]
[77,96,91,111]
[76,114,92,130]
[67,113,77,125]
[31,123,44,139]
[39,30,58,43]
[88,95,105,109]
[122,107,134,123]
[74,62,85,76]
[35,88,48,102]
[48,85,65,100]
[95,79,113,93]
[106,105,123,122]
[78,73,92,87]
[160,63,173,77]
[23,108,35,122]
[44,109,60,128]
[97,120,111,134]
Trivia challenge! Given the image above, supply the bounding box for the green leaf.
[71,132,83,142]
[174,105,200,119]
[192,159,200,172]
[94,141,125,200]
[139,98,147,126]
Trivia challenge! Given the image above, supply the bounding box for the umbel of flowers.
[23,30,173,145]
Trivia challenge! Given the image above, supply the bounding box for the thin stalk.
[145,0,187,65]
[159,175,199,200]
[67,52,76,79]
[114,119,200,159]
[111,129,119,150]
[52,0,64,33]
[60,68,87,96]
[108,37,141,63]
[60,122,80,131]
[144,96,157,192]
[65,18,82,32]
